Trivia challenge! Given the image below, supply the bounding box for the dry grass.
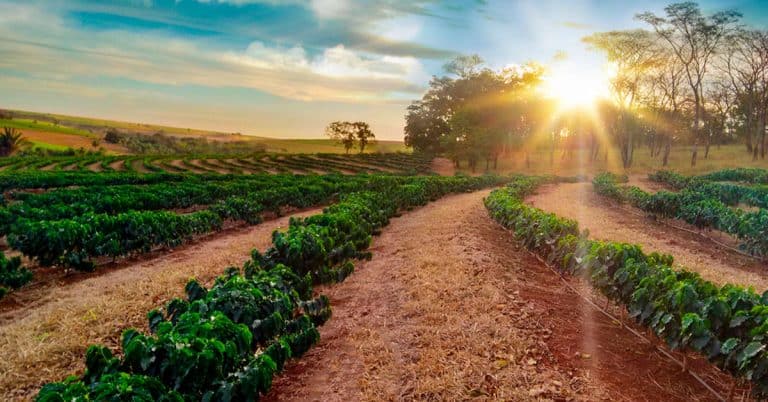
[266,191,591,401]
[457,144,768,177]
[0,209,321,401]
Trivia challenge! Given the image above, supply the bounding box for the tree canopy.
[325,121,376,154]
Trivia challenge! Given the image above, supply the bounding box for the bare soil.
[627,174,673,193]
[130,158,150,173]
[0,209,322,401]
[194,159,231,174]
[265,190,735,401]
[527,182,768,291]
[222,159,259,174]
[86,161,103,172]
[107,159,126,171]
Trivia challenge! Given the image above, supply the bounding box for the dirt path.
[0,209,322,401]
[627,174,672,193]
[265,190,734,401]
[527,182,768,292]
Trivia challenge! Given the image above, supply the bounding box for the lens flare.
[543,63,611,108]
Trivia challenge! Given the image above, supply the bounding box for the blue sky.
[1,0,766,140]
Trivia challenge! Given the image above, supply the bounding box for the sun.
[542,63,611,109]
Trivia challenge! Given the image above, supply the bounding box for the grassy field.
[453,144,768,176]
[0,118,96,138]
[26,141,70,152]
[254,138,406,153]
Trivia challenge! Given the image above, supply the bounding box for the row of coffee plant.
[486,176,768,397]
[6,174,392,271]
[697,168,768,185]
[36,174,506,400]
[649,170,768,210]
[593,173,768,257]
[0,171,190,193]
[0,174,365,235]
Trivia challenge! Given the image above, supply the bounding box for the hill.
[0,109,407,155]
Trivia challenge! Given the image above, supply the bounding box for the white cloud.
[0,3,426,103]
[309,0,349,20]
[242,42,309,69]
[311,45,418,79]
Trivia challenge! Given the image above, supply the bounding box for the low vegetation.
[487,175,768,398]
[0,152,430,175]
[593,171,768,257]
[35,174,506,400]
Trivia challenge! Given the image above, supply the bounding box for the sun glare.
[543,63,611,109]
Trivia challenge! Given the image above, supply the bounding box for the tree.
[583,30,661,168]
[443,54,484,78]
[325,121,356,154]
[104,128,122,144]
[637,2,741,166]
[718,29,768,159]
[644,45,690,166]
[353,122,375,153]
[325,121,375,154]
[404,56,545,167]
[0,127,24,156]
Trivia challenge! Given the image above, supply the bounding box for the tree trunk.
[704,138,711,159]
[691,143,698,167]
[662,137,671,167]
[692,91,702,167]
[760,114,767,159]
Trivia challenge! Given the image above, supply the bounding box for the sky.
[1,0,767,140]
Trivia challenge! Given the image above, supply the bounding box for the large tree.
[325,121,376,154]
[637,2,741,165]
[353,122,375,153]
[325,121,357,154]
[404,55,544,167]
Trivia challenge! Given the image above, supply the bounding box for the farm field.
[0,152,428,175]
[6,0,768,399]
[0,161,766,401]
